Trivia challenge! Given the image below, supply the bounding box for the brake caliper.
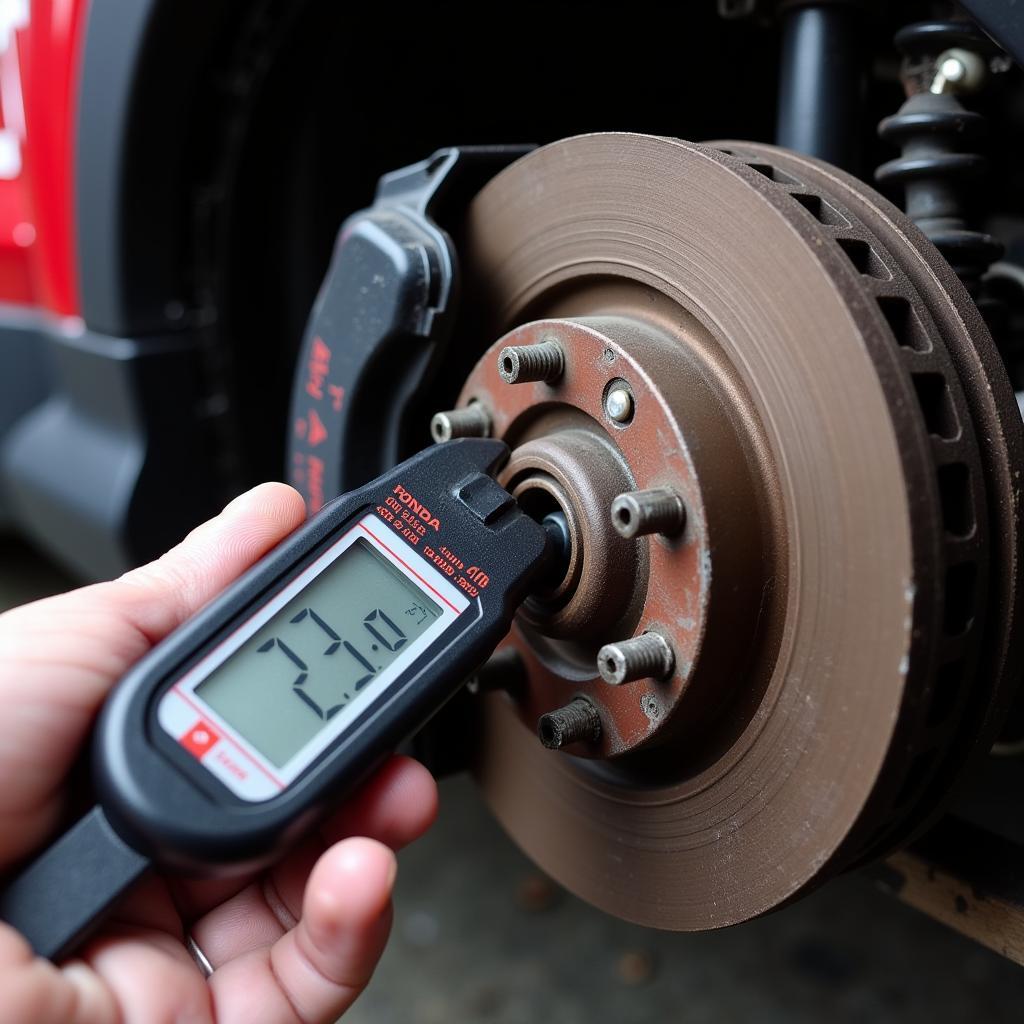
[287,146,530,511]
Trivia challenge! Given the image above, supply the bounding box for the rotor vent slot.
[937,462,975,538]
[912,373,960,440]
[789,191,851,228]
[927,660,965,727]
[834,236,891,281]
[943,562,977,637]
[877,295,932,353]
[743,161,802,187]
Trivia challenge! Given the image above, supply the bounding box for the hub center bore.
[446,313,772,759]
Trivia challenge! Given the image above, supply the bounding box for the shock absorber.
[875,21,1003,296]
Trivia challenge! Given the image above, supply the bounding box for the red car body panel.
[0,0,86,316]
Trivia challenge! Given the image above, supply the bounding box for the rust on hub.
[456,315,768,759]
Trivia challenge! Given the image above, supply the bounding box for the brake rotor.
[449,133,1022,929]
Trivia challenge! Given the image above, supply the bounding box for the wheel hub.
[458,312,772,759]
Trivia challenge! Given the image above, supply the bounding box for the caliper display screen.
[194,539,442,767]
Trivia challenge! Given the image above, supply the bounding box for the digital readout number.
[257,606,408,720]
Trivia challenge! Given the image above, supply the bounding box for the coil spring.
[875,21,1003,295]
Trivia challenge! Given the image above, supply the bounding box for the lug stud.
[597,632,675,685]
[611,488,686,539]
[604,384,634,423]
[430,403,491,443]
[537,698,602,749]
[498,340,564,385]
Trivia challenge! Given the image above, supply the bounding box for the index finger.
[0,483,306,868]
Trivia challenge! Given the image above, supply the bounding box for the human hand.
[0,483,438,1023]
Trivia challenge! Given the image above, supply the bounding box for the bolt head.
[430,413,452,443]
[940,56,967,82]
[599,646,628,685]
[498,349,520,384]
[605,386,634,423]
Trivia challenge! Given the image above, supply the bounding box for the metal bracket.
[287,145,532,511]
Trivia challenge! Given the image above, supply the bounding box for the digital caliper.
[0,438,556,961]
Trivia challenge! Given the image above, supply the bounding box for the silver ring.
[186,934,214,978]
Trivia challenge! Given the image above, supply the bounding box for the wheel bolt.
[611,488,686,539]
[430,403,491,443]
[604,384,634,423]
[498,340,564,385]
[597,632,675,685]
[537,698,602,749]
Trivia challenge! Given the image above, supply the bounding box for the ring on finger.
[186,933,214,978]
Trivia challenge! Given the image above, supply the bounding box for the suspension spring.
[875,20,1004,296]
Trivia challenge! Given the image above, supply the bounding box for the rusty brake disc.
[449,133,1021,930]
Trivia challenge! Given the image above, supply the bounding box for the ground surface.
[4,535,1024,1022]
[349,775,1024,1024]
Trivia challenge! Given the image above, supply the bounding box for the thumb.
[209,838,397,1023]
[0,483,306,866]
